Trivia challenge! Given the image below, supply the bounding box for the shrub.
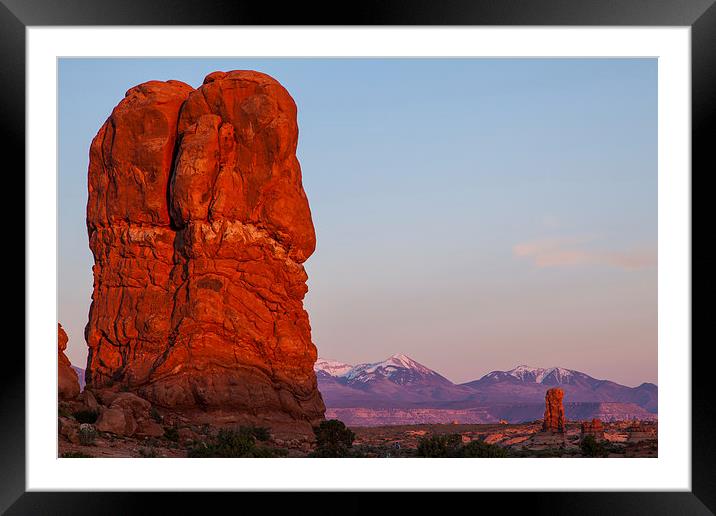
[416,434,462,458]
[580,435,605,457]
[414,435,507,458]
[78,424,97,446]
[164,427,179,442]
[187,428,283,458]
[150,407,163,423]
[310,420,356,458]
[458,440,508,458]
[241,425,271,442]
[72,410,98,424]
[139,446,158,458]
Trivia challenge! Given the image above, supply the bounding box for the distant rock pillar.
[542,387,565,433]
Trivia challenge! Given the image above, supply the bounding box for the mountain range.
[315,354,657,426]
[72,355,657,426]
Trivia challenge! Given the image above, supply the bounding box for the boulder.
[58,416,80,444]
[95,392,162,437]
[177,427,199,444]
[95,407,131,435]
[77,389,100,412]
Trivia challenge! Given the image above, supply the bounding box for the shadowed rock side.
[58,323,80,400]
[85,71,324,436]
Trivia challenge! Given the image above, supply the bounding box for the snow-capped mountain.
[477,365,589,386]
[500,365,576,384]
[462,365,657,412]
[342,354,449,386]
[314,356,658,425]
[315,353,475,406]
[314,358,354,377]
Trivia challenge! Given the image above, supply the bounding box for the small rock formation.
[58,324,80,400]
[85,70,324,436]
[580,418,604,440]
[58,416,80,444]
[94,391,164,437]
[542,387,566,433]
[626,421,657,442]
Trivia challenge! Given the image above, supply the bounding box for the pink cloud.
[513,238,656,270]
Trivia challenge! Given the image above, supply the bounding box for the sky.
[58,58,657,387]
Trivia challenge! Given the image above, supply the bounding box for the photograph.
[57,57,658,459]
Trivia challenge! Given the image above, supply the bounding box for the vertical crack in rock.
[85,71,325,436]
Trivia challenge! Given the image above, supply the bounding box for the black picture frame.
[4,0,714,513]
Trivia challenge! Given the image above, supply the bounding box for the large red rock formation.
[542,387,565,433]
[85,71,324,435]
[58,323,80,400]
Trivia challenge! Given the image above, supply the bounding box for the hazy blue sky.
[59,58,657,386]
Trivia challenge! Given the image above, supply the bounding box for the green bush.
[72,410,98,424]
[580,435,605,457]
[416,435,507,458]
[241,425,271,442]
[416,434,462,458]
[458,440,508,458]
[78,424,97,446]
[187,428,283,458]
[310,420,356,457]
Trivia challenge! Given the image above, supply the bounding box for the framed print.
[4,0,714,513]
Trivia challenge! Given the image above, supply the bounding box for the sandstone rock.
[85,71,324,436]
[58,324,80,400]
[626,421,657,442]
[94,392,163,437]
[484,433,504,445]
[58,416,80,444]
[177,427,199,444]
[138,420,165,438]
[581,418,605,440]
[96,407,131,435]
[542,387,565,433]
[77,389,99,412]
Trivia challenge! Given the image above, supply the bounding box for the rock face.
[85,70,325,435]
[542,387,565,433]
[58,324,80,400]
